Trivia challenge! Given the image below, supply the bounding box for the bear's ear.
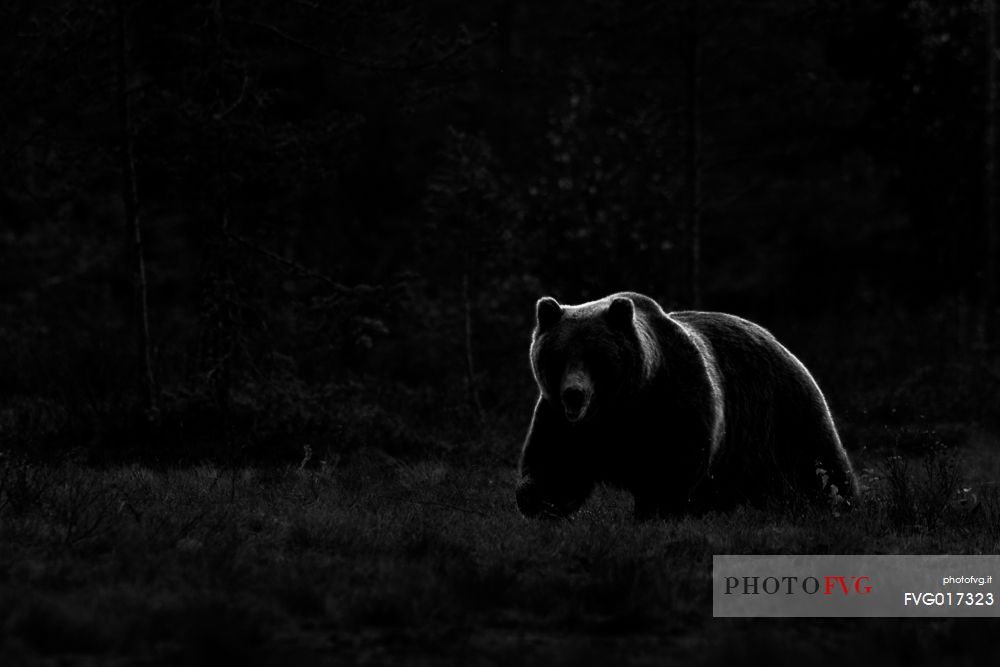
[536,297,562,330]
[606,297,635,330]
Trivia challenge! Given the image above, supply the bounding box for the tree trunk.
[210,0,235,451]
[984,0,998,347]
[496,0,515,147]
[684,0,703,310]
[462,270,485,425]
[115,0,157,420]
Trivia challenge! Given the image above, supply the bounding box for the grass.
[2,436,1000,665]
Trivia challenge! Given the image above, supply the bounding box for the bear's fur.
[515,292,858,519]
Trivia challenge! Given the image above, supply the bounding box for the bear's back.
[666,310,845,503]
[667,311,804,386]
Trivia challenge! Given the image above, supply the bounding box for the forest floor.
[2,431,1000,666]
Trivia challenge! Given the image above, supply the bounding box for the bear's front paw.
[515,477,544,517]
[515,477,568,519]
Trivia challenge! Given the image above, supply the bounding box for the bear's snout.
[562,387,587,420]
[563,387,585,409]
[560,367,593,423]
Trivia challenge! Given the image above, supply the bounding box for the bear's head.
[530,294,653,424]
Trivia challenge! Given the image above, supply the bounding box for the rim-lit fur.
[530,292,663,402]
[517,291,859,519]
[671,317,726,468]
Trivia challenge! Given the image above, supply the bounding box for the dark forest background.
[3,0,1000,464]
[7,2,1000,664]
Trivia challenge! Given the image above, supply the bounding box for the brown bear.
[515,292,858,519]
